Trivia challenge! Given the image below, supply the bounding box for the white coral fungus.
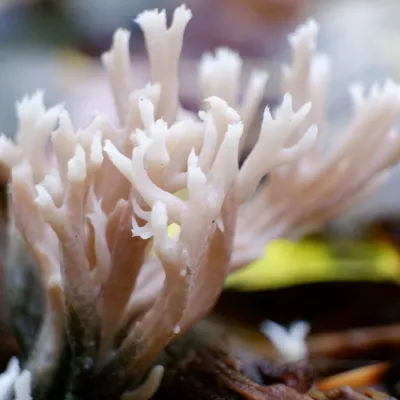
[261,320,310,362]
[1,5,400,400]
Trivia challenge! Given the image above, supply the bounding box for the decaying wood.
[309,325,400,360]
[154,322,314,400]
[309,387,396,400]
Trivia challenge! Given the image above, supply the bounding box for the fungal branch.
[1,4,400,400]
[231,20,400,269]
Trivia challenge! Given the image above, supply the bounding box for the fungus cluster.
[1,5,400,400]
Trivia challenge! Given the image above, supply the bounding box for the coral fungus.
[1,4,400,400]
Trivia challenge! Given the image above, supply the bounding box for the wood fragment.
[316,363,390,391]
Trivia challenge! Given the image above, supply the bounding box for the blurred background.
[2,0,400,393]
